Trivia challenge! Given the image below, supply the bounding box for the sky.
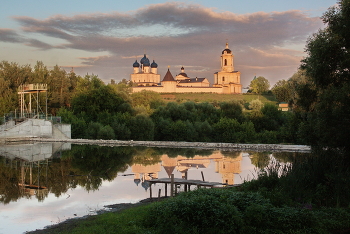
[0,0,337,87]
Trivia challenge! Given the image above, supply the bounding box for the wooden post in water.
[149,183,152,200]
[158,189,161,201]
[170,174,174,197]
[201,171,205,182]
[184,171,188,192]
[165,183,168,197]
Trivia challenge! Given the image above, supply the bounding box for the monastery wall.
[132,85,226,94]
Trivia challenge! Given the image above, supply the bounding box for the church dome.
[151,60,158,68]
[133,60,140,67]
[222,42,232,54]
[140,54,150,66]
[222,48,232,54]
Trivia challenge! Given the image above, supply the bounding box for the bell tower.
[221,43,234,72]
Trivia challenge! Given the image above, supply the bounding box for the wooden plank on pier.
[149,178,227,188]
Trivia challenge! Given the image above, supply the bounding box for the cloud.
[0,28,24,43]
[6,2,325,85]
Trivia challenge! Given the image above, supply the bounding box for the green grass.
[36,188,350,234]
[46,204,155,234]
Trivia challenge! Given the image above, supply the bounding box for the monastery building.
[131,43,242,94]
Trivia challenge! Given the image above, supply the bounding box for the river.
[0,142,306,234]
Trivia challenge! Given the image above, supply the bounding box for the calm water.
[0,142,303,234]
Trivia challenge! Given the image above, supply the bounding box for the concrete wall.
[0,142,72,162]
[53,124,71,139]
[0,143,53,161]
[0,119,71,139]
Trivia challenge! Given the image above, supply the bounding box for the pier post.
[158,189,161,201]
[165,183,168,197]
[149,183,152,199]
[170,174,174,197]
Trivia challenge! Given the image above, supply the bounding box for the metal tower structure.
[17,84,48,119]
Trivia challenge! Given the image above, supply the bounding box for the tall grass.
[279,148,350,207]
[245,149,350,207]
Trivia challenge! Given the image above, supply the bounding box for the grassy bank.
[28,189,350,234]
[28,148,350,234]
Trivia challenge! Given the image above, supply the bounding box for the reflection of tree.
[155,148,213,158]
[221,151,242,159]
[249,152,270,169]
[0,157,22,204]
[273,152,309,164]
[68,145,135,191]
[0,145,135,204]
[132,147,162,165]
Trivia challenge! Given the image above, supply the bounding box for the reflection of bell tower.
[161,155,177,178]
[215,153,242,185]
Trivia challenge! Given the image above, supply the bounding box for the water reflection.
[0,143,307,233]
[0,144,309,205]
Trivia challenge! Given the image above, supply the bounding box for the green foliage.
[271,79,291,103]
[299,0,350,151]
[97,125,115,140]
[212,118,256,143]
[86,122,103,139]
[248,99,263,111]
[146,189,244,234]
[279,149,350,207]
[131,90,164,110]
[169,120,197,142]
[250,76,270,94]
[145,189,350,234]
[57,108,87,138]
[219,100,244,121]
[128,115,155,141]
[72,79,130,123]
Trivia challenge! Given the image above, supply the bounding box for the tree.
[299,0,350,151]
[249,76,270,95]
[248,99,263,111]
[219,100,244,121]
[271,80,291,103]
[128,114,155,141]
[71,75,131,123]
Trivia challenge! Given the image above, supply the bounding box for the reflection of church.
[130,151,242,191]
[130,43,242,94]
[132,163,161,191]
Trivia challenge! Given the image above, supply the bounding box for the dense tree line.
[0,59,308,144]
[58,85,302,144]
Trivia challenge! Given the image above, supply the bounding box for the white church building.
[131,43,242,94]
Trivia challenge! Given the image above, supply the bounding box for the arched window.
[222,77,225,82]
[224,59,227,66]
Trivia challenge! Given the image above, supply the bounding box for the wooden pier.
[148,174,239,199]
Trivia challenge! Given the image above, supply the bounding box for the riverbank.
[4,137,311,153]
[26,198,160,234]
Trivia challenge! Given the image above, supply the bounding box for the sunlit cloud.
[0,2,325,85]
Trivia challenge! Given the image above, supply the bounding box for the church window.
[222,77,225,82]
[224,59,227,66]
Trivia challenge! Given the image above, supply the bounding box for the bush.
[145,188,349,234]
[97,125,115,140]
[146,189,244,234]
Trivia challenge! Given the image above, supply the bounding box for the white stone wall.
[54,124,71,139]
[0,119,71,139]
[0,143,53,162]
